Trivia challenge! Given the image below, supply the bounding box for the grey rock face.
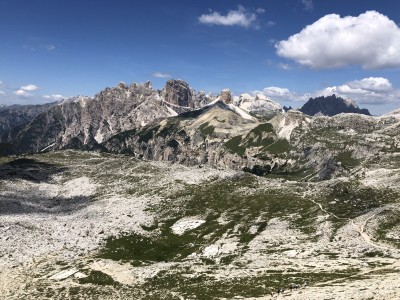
[220,89,232,104]
[192,90,214,109]
[103,103,400,181]
[162,79,193,108]
[103,101,261,170]
[8,82,186,153]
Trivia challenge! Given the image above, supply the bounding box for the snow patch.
[94,130,104,143]
[204,97,220,107]
[40,143,55,152]
[49,268,79,280]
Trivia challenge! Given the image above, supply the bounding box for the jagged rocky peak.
[220,89,232,104]
[192,90,215,109]
[162,79,193,108]
[300,94,371,116]
[283,105,293,112]
[95,80,156,102]
[118,81,129,90]
[235,93,282,118]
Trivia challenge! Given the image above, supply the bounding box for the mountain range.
[1,79,395,180]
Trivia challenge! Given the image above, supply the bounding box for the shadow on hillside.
[0,194,91,215]
[0,158,67,182]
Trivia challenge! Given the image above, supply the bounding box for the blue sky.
[1,0,400,114]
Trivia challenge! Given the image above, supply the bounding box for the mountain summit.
[300,94,371,116]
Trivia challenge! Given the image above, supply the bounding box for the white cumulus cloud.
[14,90,31,97]
[21,84,39,91]
[260,86,310,102]
[318,77,400,104]
[257,77,399,105]
[153,72,171,78]
[276,11,400,69]
[199,6,257,28]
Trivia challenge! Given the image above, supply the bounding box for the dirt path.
[304,192,395,252]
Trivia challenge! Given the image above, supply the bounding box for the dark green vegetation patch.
[376,211,400,248]
[199,122,215,138]
[79,270,120,286]
[141,270,359,300]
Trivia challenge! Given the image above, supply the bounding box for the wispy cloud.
[199,6,258,28]
[153,72,171,78]
[43,94,65,101]
[22,45,36,51]
[41,44,56,51]
[259,86,310,102]
[301,0,313,11]
[23,44,56,52]
[276,11,400,69]
[278,63,292,70]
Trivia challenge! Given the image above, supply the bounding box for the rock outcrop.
[162,79,193,108]
[300,94,371,116]
[220,89,232,104]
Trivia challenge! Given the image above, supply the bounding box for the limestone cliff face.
[9,81,193,153]
[220,89,232,104]
[103,101,263,170]
[162,79,193,108]
[103,104,400,181]
[161,79,214,112]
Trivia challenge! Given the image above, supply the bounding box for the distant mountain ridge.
[300,94,371,116]
[0,102,57,141]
